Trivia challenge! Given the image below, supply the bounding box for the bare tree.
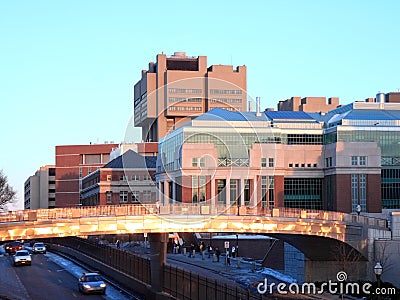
[374,240,393,275]
[0,170,16,210]
[332,242,363,277]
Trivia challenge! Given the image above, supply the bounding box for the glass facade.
[382,169,400,208]
[284,178,322,210]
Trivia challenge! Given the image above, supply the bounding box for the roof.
[195,108,268,122]
[345,109,400,120]
[103,150,156,169]
[264,111,317,121]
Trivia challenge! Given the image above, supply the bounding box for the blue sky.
[1,1,399,209]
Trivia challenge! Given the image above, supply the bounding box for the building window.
[351,156,358,166]
[284,178,322,210]
[325,157,333,168]
[106,192,112,203]
[261,176,267,207]
[244,179,250,206]
[352,174,367,212]
[119,191,128,203]
[192,176,206,203]
[143,175,152,181]
[269,158,274,168]
[79,167,82,178]
[359,156,367,166]
[200,157,205,168]
[192,176,198,202]
[132,191,139,203]
[192,158,198,167]
[261,158,267,167]
[269,176,275,208]
[120,175,127,181]
[107,175,112,181]
[230,179,239,205]
[217,179,226,204]
[132,175,140,181]
[199,176,206,202]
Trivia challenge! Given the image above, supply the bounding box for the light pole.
[356,204,361,220]
[236,234,239,257]
[374,262,383,299]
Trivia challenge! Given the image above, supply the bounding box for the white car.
[13,250,32,266]
[32,242,46,254]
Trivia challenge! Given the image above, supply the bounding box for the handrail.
[0,204,389,229]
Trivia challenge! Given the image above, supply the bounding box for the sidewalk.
[167,250,269,291]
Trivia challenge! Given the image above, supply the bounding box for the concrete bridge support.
[148,233,168,297]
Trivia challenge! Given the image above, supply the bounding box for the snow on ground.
[46,252,135,300]
[259,267,297,283]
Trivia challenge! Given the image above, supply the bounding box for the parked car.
[32,242,46,254]
[78,272,106,295]
[13,250,31,266]
[5,241,24,254]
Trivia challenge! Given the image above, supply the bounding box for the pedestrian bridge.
[0,204,389,259]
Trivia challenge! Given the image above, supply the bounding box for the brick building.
[278,96,339,112]
[156,98,400,213]
[133,52,247,142]
[81,150,157,206]
[55,143,118,207]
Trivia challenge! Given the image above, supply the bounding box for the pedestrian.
[155,200,160,214]
[188,243,195,258]
[215,247,220,262]
[208,244,213,258]
[226,250,231,265]
[116,239,120,249]
[231,245,236,258]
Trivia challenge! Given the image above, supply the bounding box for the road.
[0,245,137,300]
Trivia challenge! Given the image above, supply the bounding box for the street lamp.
[356,204,361,220]
[236,234,239,257]
[374,262,383,288]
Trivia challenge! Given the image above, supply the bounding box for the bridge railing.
[0,204,388,229]
[343,214,389,228]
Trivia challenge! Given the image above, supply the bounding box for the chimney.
[248,100,252,112]
[256,97,261,116]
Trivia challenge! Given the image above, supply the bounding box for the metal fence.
[163,264,266,300]
[54,237,267,300]
[51,237,151,285]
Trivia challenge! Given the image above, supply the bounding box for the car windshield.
[16,251,29,256]
[34,243,44,247]
[84,275,102,282]
[11,242,21,246]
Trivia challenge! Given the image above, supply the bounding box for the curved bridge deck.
[0,204,387,242]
